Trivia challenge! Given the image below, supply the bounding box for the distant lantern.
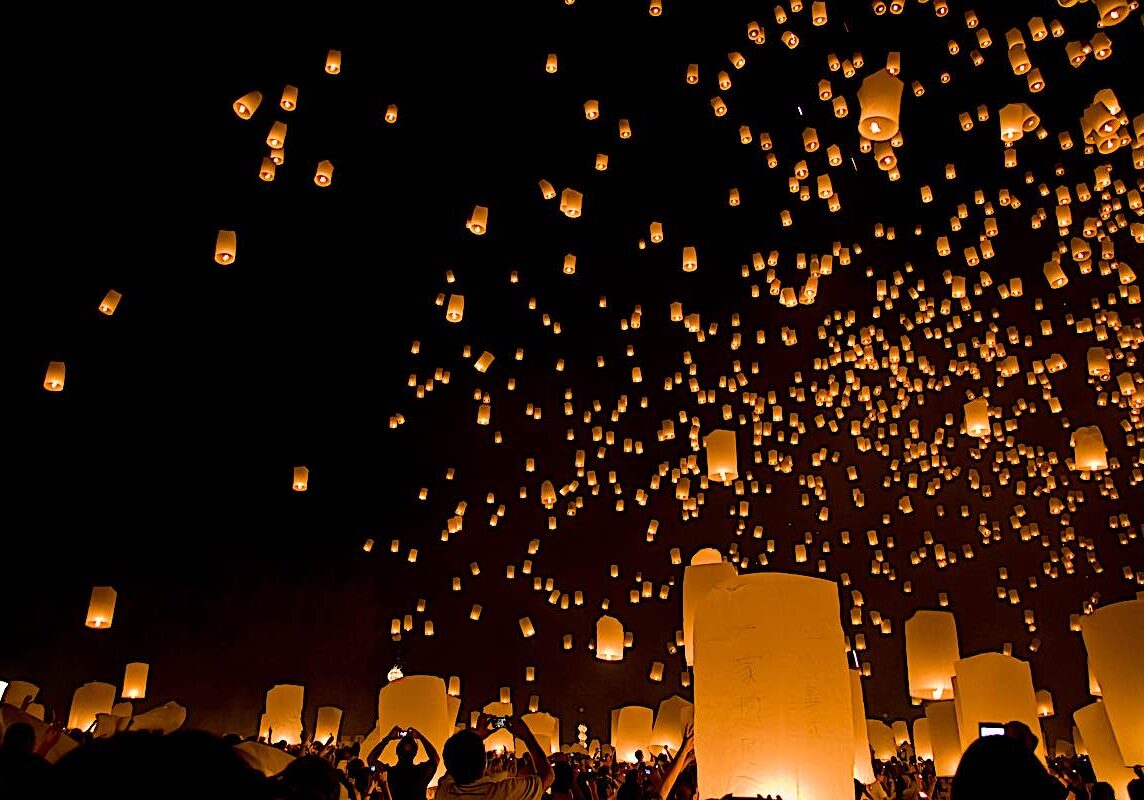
[563,254,577,275]
[704,430,738,482]
[233,91,262,119]
[649,0,662,15]
[999,103,1039,142]
[85,586,117,629]
[596,615,625,661]
[538,179,556,200]
[122,663,149,699]
[43,361,66,391]
[519,617,536,638]
[686,64,699,84]
[215,229,237,265]
[293,466,309,492]
[857,69,904,141]
[963,398,989,437]
[467,205,489,235]
[313,160,334,187]
[99,290,122,316]
[1072,426,1108,471]
[682,246,698,272]
[1035,689,1055,718]
[446,294,464,323]
[650,221,664,242]
[385,104,399,124]
[280,85,298,111]
[583,100,600,120]
[618,119,632,139]
[540,480,557,508]
[325,50,342,74]
[545,54,558,73]
[259,157,276,181]
[594,153,608,171]
[710,96,727,116]
[560,188,584,218]
[266,121,287,148]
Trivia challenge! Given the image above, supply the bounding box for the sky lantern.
[857,70,903,142]
[583,100,599,120]
[650,695,692,753]
[98,290,122,316]
[292,466,309,491]
[682,550,737,666]
[313,160,334,187]
[926,701,962,777]
[445,294,464,323]
[703,429,738,482]
[262,684,304,745]
[1074,703,1135,798]
[43,361,66,392]
[1071,426,1108,471]
[384,104,398,123]
[121,663,148,699]
[953,653,1044,761]
[905,611,960,700]
[85,586,117,629]
[314,706,342,744]
[279,85,298,111]
[913,718,933,762]
[214,229,236,265]
[596,615,625,661]
[232,91,262,119]
[559,188,583,217]
[67,682,116,732]
[962,398,989,437]
[849,671,876,784]
[1035,689,1055,718]
[467,205,489,235]
[693,573,853,799]
[325,50,341,74]
[612,706,653,763]
[1081,599,1143,763]
[266,121,287,149]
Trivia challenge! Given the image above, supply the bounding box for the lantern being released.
[263,684,304,745]
[953,653,1044,761]
[926,701,962,777]
[693,573,853,800]
[67,682,116,732]
[314,706,343,745]
[849,671,876,784]
[86,586,117,629]
[905,611,961,701]
[596,615,625,661]
[1081,599,1143,763]
[681,549,737,666]
[703,429,738,482]
[1074,702,1136,798]
[857,69,904,141]
[612,706,653,763]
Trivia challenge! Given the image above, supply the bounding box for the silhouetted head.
[276,754,339,800]
[396,735,419,764]
[1004,720,1039,753]
[634,749,644,764]
[1090,782,1115,800]
[443,730,485,785]
[952,734,1057,800]
[552,761,574,793]
[1128,772,1144,800]
[2,722,36,754]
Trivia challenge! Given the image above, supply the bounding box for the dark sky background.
[7,1,1143,749]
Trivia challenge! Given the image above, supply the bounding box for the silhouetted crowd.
[1,711,1141,800]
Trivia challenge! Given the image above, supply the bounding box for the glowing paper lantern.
[681,549,737,666]
[1081,599,1143,763]
[446,294,464,323]
[913,718,934,761]
[467,205,488,235]
[596,615,624,661]
[367,676,451,781]
[651,695,693,753]
[67,682,116,732]
[613,705,653,763]
[292,466,309,492]
[314,160,334,187]
[314,706,343,744]
[44,361,66,392]
[280,85,298,111]
[905,610,960,700]
[1072,426,1108,470]
[850,671,876,784]
[98,290,122,315]
[385,104,398,123]
[325,50,341,74]
[857,70,903,142]
[121,663,148,699]
[85,586,117,629]
[263,684,304,745]
[2,681,38,707]
[233,91,262,119]
[1094,0,1129,26]
[559,188,583,218]
[953,653,1044,761]
[1074,702,1134,798]
[214,230,237,265]
[926,701,962,777]
[703,429,738,482]
[693,573,853,800]
[867,720,896,760]
[1036,690,1055,718]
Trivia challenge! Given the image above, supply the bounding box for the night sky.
[8,1,1143,749]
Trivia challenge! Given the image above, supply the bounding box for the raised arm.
[655,728,695,800]
[367,725,408,766]
[408,726,441,769]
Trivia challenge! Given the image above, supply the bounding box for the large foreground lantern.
[857,69,903,141]
[703,429,738,482]
[612,705,653,763]
[913,718,934,761]
[1074,703,1135,797]
[681,549,737,666]
[849,670,876,784]
[953,653,1044,761]
[263,684,304,745]
[596,615,625,661]
[1081,599,1143,763]
[905,610,960,700]
[926,701,962,777]
[650,695,693,753]
[85,586,117,629]
[67,682,116,732]
[314,706,343,744]
[377,676,450,776]
[693,573,853,800]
